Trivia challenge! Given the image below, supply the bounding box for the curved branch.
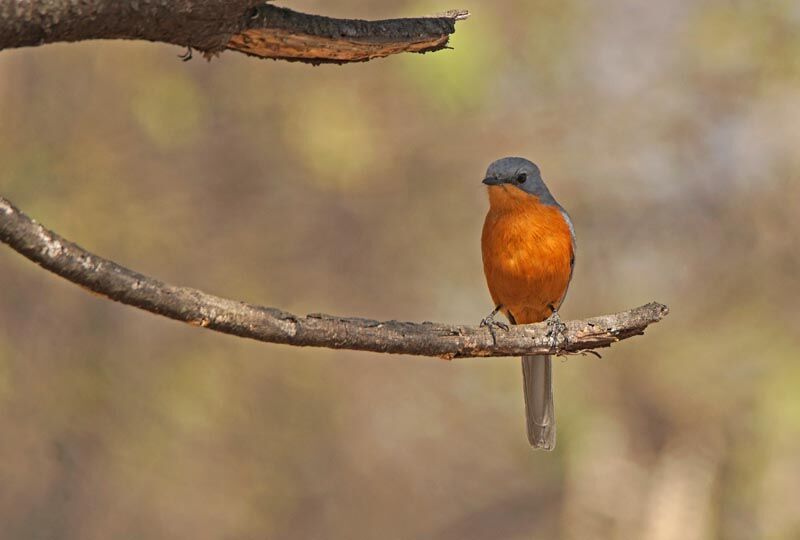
[0,1,468,63]
[0,197,668,359]
[229,6,469,64]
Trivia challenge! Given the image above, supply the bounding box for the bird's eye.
[516,173,527,184]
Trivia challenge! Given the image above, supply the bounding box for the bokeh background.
[2,1,800,538]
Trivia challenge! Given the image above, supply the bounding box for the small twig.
[560,349,603,359]
[178,45,193,62]
[0,196,668,359]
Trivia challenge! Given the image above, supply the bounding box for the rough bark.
[230,6,469,63]
[0,197,668,359]
[0,0,256,52]
[0,1,468,63]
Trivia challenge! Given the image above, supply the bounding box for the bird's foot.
[545,306,567,352]
[480,306,509,345]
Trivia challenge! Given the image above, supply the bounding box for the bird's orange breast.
[481,185,574,325]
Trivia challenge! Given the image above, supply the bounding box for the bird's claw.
[480,316,509,332]
[480,308,509,345]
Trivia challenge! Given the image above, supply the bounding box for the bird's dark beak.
[482,176,503,186]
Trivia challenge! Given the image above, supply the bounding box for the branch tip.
[227,4,468,64]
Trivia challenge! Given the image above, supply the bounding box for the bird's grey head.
[482,157,556,205]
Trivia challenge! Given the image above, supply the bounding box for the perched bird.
[480,157,575,450]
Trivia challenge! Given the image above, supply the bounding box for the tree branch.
[0,1,468,63]
[229,5,470,64]
[0,197,668,359]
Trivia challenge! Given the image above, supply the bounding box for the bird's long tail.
[521,355,556,450]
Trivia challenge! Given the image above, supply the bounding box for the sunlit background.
[2,1,800,538]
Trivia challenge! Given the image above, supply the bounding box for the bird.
[480,157,575,450]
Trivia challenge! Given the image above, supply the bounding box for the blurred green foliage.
[1,1,800,539]
[131,70,207,150]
